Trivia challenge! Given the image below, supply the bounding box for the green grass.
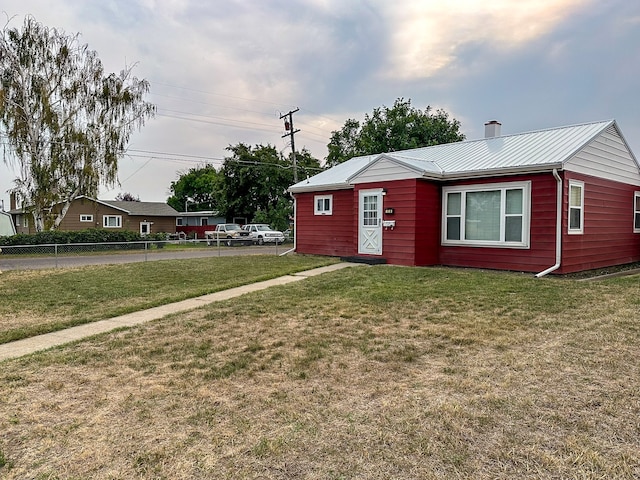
[0,265,639,478]
[0,254,337,344]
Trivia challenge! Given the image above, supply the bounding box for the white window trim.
[442,181,531,249]
[314,195,333,215]
[568,180,584,235]
[176,218,183,226]
[103,215,122,228]
[140,221,153,235]
[634,191,640,233]
[80,214,93,222]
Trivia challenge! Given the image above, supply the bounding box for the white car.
[242,224,285,245]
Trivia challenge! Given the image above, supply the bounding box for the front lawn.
[0,265,639,478]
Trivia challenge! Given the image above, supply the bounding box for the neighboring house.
[176,211,226,238]
[9,196,179,235]
[289,119,640,275]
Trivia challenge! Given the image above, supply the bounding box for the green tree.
[220,143,320,229]
[0,16,155,231]
[326,98,464,166]
[167,164,223,212]
[115,192,140,202]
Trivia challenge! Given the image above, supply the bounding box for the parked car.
[205,223,252,246]
[242,224,285,245]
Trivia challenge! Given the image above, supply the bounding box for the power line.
[152,81,297,109]
[157,108,281,130]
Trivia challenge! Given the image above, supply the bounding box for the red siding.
[438,173,558,273]
[294,171,640,274]
[295,190,355,257]
[559,173,640,273]
[354,179,440,266]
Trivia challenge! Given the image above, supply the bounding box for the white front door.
[358,189,383,255]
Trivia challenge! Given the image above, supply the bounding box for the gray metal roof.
[290,119,618,192]
[99,200,179,217]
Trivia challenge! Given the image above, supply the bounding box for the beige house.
[10,196,179,235]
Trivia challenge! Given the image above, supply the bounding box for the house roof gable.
[289,119,636,192]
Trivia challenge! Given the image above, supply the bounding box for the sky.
[1,0,639,207]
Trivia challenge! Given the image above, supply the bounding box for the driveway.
[0,244,293,271]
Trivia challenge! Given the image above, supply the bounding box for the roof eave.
[433,163,565,181]
[289,182,354,194]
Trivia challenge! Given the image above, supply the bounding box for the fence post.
[55,243,58,268]
[144,241,148,261]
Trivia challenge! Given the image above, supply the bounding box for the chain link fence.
[0,238,293,271]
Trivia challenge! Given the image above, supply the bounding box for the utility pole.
[280,108,300,183]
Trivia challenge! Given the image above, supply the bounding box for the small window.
[80,214,93,222]
[200,218,209,226]
[103,215,122,228]
[568,180,584,234]
[634,192,640,233]
[176,218,183,226]
[314,195,333,215]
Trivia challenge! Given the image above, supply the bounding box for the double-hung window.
[568,180,584,234]
[103,215,122,228]
[442,181,531,248]
[634,192,640,233]
[314,195,333,215]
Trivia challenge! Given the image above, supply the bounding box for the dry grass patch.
[0,266,639,478]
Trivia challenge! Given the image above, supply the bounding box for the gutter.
[535,169,562,278]
[280,195,296,256]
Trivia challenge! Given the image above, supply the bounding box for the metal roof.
[290,119,617,192]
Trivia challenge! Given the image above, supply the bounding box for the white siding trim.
[565,127,640,186]
[350,157,422,184]
[634,191,640,234]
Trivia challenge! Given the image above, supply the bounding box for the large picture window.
[634,192,640,233]
[443,181,531,248]
[568,180,584,234]
[314,195,333,215]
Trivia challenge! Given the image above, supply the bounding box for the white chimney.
[484,120,502,138]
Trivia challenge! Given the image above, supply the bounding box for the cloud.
[384,0,593,79]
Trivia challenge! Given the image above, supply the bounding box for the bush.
[0,229,170,248]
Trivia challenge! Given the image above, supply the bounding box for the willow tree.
[0,16,155,231]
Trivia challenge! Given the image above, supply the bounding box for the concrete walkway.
[0,262,359,362]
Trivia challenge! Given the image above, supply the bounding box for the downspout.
[279,194,296,256]
[535,169,562,278]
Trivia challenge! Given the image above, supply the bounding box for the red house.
[289,120,640,275]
